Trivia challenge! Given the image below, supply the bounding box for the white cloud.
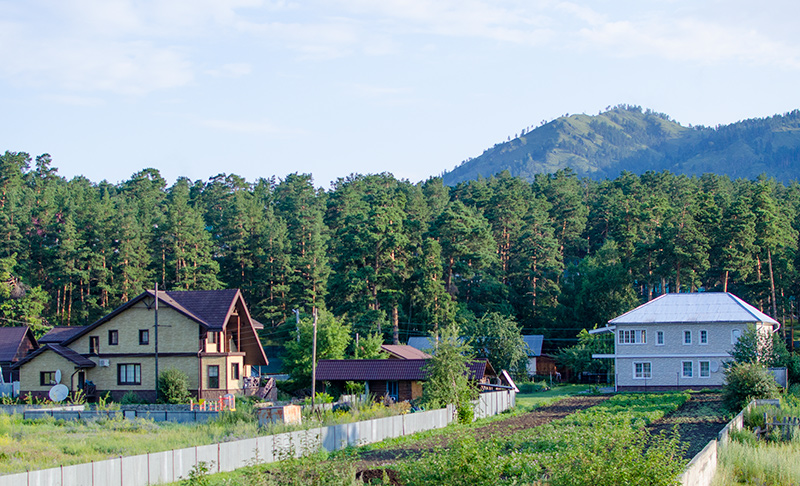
[207,63,253,78]
[579,16,800,69]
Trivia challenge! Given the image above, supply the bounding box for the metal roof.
[381,344,431,359]
[608,292,778,325]
[406,336,435,352]
[522,335,543,357]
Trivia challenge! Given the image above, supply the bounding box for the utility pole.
[154,282,159,399]
[292,309,300,342]
[311,307,318,408]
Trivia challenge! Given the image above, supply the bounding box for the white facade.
[593,293,777,390]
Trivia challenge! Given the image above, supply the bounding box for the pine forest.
[0,150,798,352]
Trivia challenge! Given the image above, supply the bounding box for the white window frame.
[699,361,710,378]
[656,331,664,346]
[633,362,651,379]
[682,361,693,378]
[699,330,708,345]
[683,330,692,345]
[619,329,647,345]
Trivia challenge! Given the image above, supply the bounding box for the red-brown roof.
[0,326,37,364]
[381,344,431,360]
[315,359,490,382]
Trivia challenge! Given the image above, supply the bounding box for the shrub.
[158,368,191,404]
[120,391,147,405]
[723,362,780,412]
[457,405,474,424]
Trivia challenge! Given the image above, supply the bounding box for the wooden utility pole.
[154,282,159,399]
[311,308,318,408]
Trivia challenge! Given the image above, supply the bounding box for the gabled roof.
[164,289,241,330]
[609,292,779,325]
[315,359,491,382]
[0,326,37,364]
[12,344,96,369]
[39,326,86,345]
[522,335,543,357]
[381,344,431,359]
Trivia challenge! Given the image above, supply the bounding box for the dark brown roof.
[12,344,96,369]
[315,359,490,382]
[39,326,86,344]
[381,344,431,360]
[0,326,37,364]
[165,289,240,330]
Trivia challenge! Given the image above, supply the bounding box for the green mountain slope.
[442,105,800,184]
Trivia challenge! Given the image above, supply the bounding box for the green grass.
[713,440,800,485]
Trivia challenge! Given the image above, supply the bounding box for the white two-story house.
[591,292,778,391]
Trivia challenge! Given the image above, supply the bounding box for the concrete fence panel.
[318,424,336,453]
[147,450,174,485]
[91,457,122,486]
[61,462,93,486]
[0,472,27,486]
[218,438,258,473]
[173,446,197,481]
[679,440,717,486]
[195,444,218,472]
[255,434,274,464]
[121,453,149,486]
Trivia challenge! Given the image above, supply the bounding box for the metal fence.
[0,390,515,486]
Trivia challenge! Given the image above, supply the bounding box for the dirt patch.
[358,395,609,466]
[356,468,404,485]
[646,392,729,460]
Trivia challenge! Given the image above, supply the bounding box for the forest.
[0,150,797,353]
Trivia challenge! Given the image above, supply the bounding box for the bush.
[120,391,147,405]
[723,362,780,412]
[157,369,191,404]
[457,405,474,424]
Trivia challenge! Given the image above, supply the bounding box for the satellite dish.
[54,369,62,383]
[710,361,720,373]
[49,384,69,402]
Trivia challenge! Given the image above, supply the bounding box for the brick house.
[13,289,268,402]
[0,326,38,383]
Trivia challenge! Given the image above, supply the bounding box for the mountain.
[441,105,800,185]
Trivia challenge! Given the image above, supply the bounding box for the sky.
[2,0,800,190]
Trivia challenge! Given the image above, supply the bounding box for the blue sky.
[2,0,800,189]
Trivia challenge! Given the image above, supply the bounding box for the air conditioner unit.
[99,359,110,367]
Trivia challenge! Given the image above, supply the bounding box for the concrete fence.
[0,390,515,486]
[678,398,778,486]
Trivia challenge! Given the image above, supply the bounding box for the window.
[700,361,710,378]
[633,362,651,379]
[732,329,742,344]
[231,363,240,380]
[108,330,118,346]
[386,380,399,400]
[40,371,56,386]
[139,329,149,345]
[618,329,646,344]
[682,361,693,378]
[118,364,141,385]
[683,330,692,345]
[208,365,219,389]
[700,330,708,345]
[656,331,664,345]
[208,332,218,344]
[89,336,99,354]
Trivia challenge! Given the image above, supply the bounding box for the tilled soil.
[357,395,609,467]
[646,392,729,460]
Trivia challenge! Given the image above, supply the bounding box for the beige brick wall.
[72,303,200,356]
[18,350,80,393]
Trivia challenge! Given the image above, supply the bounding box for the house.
[0,326,38,383]
[315,358,496,402]
[408,335,553,377]
[13,289,268,402]
[591,292,778,391]
[521,335,558,378]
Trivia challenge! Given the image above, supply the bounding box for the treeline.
[0,151,797,350]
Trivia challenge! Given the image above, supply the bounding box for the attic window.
[108,330,118,346]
